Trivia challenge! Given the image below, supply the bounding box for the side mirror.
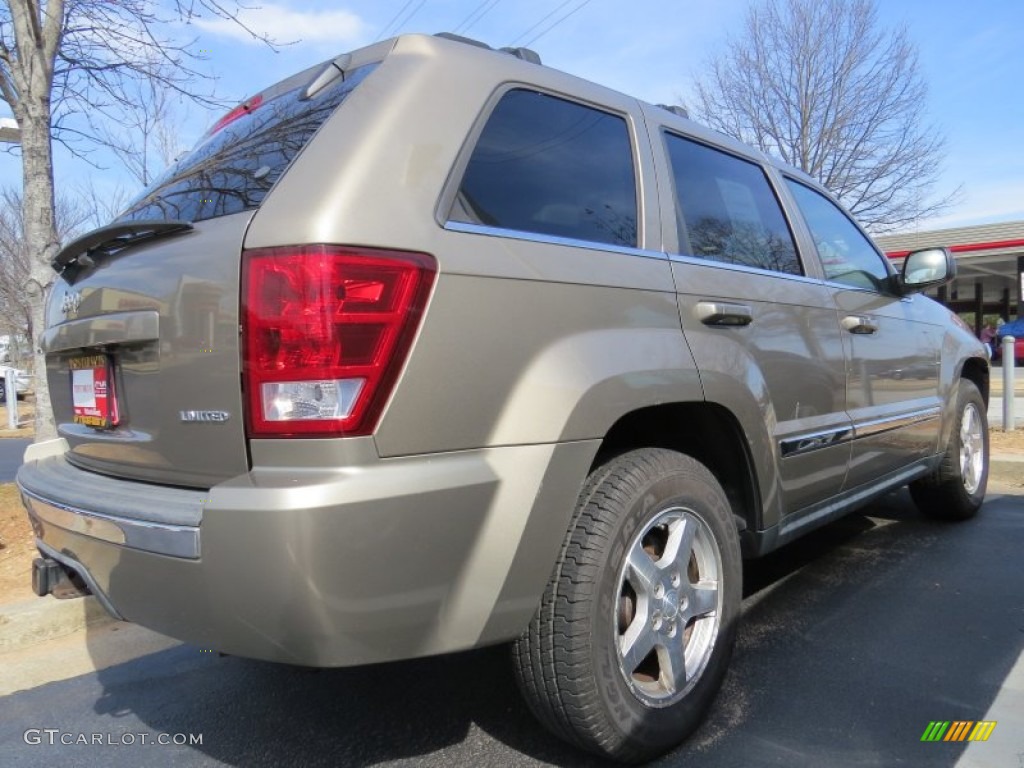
[900,247,956,294]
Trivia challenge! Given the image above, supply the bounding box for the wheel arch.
[591,403,763,538]
[477,401,766,647]
[960,356,990,406]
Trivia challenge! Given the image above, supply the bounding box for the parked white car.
[0,367,31,403]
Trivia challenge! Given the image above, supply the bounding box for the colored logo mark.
[921,721,996,742]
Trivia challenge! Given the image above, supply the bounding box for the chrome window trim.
[23,488,200,559]
[668,252,825,285]
[821,279,904,299]
[443,220,667,261]
[444,221,876,288]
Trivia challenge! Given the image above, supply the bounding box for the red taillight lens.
[242,245,436,437]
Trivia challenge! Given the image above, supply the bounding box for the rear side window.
[118,64,377,224]
[665,134,801,275]
[449,89,638,248]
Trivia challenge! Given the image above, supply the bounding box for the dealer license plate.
[70,355,119,428]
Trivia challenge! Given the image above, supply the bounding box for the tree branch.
[694,0,956,230]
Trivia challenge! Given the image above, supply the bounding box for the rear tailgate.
[40,52,383,488]
[45,213,252,487]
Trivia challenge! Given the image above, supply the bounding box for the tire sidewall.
[590,463,742,752]
[951,382,989,508]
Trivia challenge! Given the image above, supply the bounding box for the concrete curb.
[991,454,1024,486]
[991,451,1024,478]
[0,595,115,653]
[991,454,1024,489]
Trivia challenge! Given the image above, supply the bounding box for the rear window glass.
[449,89,638,248]
[118,64,376,224]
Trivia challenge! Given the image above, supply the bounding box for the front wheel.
[513,448,742,763]
[910,379,988,520]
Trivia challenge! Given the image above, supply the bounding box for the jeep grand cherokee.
[18,33,989,762]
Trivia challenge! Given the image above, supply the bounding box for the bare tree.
[0,0,272,440]
[0,186,94,361]
[97,70,192,187]
[693,0,955,232]
[75,178,134,231]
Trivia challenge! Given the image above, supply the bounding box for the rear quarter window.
[118,64,377,224]
[449,88,638,248]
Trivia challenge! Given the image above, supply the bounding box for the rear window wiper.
[52,219,194,281]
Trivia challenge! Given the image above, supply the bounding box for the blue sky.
[2,0,1022,233]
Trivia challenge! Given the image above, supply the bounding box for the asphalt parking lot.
[0,438,31,482]
[1,484,1021,767]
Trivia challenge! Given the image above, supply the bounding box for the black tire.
[0,380,6,404]
[513,448,742,763]
[909,379,988,520]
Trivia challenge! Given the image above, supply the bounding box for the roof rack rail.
[656,104,690,119]
[434,32,492,50]
[498,46,542,65]
[433,32,542,65]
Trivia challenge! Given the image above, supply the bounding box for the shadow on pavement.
[89,642,595,767]
[657,488,1023,767]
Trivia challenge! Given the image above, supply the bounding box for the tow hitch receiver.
[32,557,91,599]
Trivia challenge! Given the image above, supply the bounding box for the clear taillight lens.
[241,245,436,437]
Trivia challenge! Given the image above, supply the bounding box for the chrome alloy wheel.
[614,506,722,708]
[960,402,984,495]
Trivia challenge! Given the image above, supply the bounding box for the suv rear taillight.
[242,245,436,437]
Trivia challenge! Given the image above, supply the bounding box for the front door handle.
[696,301,753,327]
[842,315,878,334]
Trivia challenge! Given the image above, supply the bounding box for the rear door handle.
[841,315,878,334]
[695,301,753,327]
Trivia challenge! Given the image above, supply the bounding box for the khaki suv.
[19,33,989,762]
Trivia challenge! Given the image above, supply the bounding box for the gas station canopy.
[877,221,1024,329]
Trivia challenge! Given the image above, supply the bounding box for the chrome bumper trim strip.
[22,489,200,559]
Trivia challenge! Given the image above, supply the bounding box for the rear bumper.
[17,437,596,667]
[20,453,203,558]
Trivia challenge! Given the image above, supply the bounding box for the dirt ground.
[0,484,36,605]
[990,427,1024,455]
[0,398,35,439]
[0,398,36,603]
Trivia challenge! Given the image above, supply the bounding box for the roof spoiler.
[52,220,194,282]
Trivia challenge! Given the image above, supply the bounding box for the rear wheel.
[513,448,742,762]
[910,379,988,520]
